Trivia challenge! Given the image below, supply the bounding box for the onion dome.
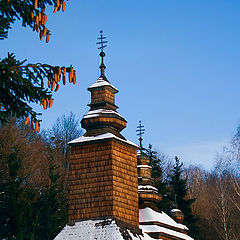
[170,209,185,224]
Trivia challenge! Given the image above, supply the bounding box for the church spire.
[96,30,108,79]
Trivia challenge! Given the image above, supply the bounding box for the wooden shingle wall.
[91,89,115,105]
[81,116,127,131]
[112,141,139,227]
[69,139,139,227]
[137,168,151,178]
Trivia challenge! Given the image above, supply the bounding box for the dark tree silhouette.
[168,156,199,238]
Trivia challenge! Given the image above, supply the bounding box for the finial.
[96,30,108,78]
[136,120,145,150]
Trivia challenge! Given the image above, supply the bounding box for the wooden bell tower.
[68,31,139,228]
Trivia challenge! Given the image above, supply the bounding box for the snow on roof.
[170,209,182,213]
[137,151,148,157]
[137,165,152,169]
[138,185,158,192]
[88,77,118,92]
[53,211,192,240]
[139,207,188,231]
[83,109,124,119]
[54,219,145,240]
[140,225,193,240]
[83,114,100,119]
[68,132,138,148]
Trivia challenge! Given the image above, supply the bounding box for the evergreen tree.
[0,1,76,126]
[0,147,38,240]
[34,155,68,240]
[146,144,171,212]
[0,120,68,239]
[168,156,199,238]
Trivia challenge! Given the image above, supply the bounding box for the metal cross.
[136,120,145,149]
[96,30,108,77]
[96,30,108,52]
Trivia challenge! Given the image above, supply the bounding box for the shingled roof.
[54,218,155,240]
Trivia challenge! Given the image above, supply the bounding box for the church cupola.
[170,209,184,224]
[81,31,127,139]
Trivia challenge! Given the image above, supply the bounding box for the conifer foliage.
[168,156,198,238]
[0,147,36,240]
[0,0,76,128]
[0,120,68,240]
[146,144,170,212]
[34,157,68,240]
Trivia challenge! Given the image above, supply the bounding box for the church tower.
[67,31,139,228]
[54,32,194,240]
[136,121,162,211]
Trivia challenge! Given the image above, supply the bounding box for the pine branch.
[0,0,67,41]
[0,53,76,130]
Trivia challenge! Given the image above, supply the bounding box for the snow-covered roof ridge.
[138,185,158,192]
[139,207,188,231]
[83,108,125,119]
[137,165,152,169]
[88,77,118,92]
[170,209,182,213]
[140,224,193,240]
[68,132,138,148]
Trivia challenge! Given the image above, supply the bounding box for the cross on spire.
[136,120,145,150]
[97,30,107,52]
[96,30,108,78]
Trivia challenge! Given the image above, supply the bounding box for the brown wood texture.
[69,139,139,227]
[137,168,152,178]
[91,89,115,105]
[137,157,150,166]
[81,116,127,132]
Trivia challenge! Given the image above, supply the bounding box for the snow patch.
[137,165,152,169]
[138,185,158,192]
[54,219,142,240]
[68,132,138,148]
[83,113,100,118]
[140,225,193,240]
[83,109,124,119]
[88,77,118,92]
[170,209,182,213]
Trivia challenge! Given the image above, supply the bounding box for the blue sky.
[2,0,240,169]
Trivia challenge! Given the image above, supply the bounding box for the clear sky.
[2,0,240,169]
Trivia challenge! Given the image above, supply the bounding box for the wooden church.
[54,32,194,240]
